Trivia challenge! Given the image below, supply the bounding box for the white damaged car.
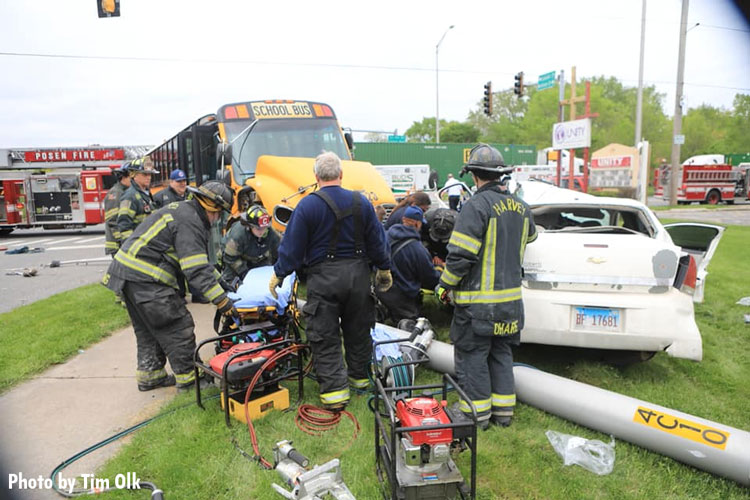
[438,179,724,361]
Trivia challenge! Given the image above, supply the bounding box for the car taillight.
[16,203,24,210]
[674,254,697,295]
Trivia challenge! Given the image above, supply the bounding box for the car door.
[436,181,472,210]
[663,223,725,303]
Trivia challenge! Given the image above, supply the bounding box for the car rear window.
[532,205,654,236]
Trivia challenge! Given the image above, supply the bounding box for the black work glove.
[216,296,239,319]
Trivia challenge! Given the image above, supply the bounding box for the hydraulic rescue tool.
[372,319,478,499]
[271,440,356,500]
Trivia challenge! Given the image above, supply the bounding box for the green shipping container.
[726,153,750,166]
[352,142,536,188]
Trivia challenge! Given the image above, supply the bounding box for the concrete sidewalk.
[0,302,219,500]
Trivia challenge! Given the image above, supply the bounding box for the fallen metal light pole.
[377,323,750,487]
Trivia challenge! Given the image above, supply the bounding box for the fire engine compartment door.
[1,179,30,225]
[30,175,83,222]
[80,171,108,223]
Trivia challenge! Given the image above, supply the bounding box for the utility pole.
[435,25,454,144]
[669,0,689,206]
[556,69,565,187]
[635,0,647,147]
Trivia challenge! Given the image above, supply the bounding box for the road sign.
[674,134,685,145]
[552,119,591,150]
[538,71,556,90]
[388,135,406,143]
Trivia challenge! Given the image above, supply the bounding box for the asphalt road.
[652,204,750,226]
[0,225,109,313]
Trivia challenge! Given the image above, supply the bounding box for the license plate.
[573,306,622,332]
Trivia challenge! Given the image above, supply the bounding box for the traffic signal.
[483,81,493,116]
[97,0,120,18]
[513,72,524,97]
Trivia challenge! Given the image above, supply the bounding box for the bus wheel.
[705,190,721,205]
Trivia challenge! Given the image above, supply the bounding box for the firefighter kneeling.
[102,181,239,392]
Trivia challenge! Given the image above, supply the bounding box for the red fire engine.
[655,161,739,205]
[0,146,150,235]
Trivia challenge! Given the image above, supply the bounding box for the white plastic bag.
[736,297,750,306]
[545,430,616,476]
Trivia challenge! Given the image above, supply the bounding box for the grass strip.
[0,283,129,393]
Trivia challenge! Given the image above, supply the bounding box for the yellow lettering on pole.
[633,406,729,450]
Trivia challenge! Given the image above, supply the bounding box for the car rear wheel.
[603,350,657,366]
[0,228,14,236]
[705,190,721,205]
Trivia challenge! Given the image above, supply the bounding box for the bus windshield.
[224,118,351,183]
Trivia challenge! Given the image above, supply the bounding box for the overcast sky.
[0,0,748,148]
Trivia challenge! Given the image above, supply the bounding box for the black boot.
[138,374,176,392]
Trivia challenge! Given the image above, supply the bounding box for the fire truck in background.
[0,146,150,235]
[654,154,746,205]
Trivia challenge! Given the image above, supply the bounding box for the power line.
[0,50,484,75]
[699,23,750,33]
[0,50,747,93]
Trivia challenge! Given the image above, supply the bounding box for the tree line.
[403,76,750,167]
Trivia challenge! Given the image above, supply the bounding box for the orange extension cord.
[242,344,360,469]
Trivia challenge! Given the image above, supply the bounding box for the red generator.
[194,321,304,427]
[373,331,478,500]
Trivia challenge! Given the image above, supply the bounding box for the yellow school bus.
[148,100,395,231]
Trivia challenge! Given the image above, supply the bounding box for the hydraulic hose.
[243,343,311,469]
[49,395,218,498]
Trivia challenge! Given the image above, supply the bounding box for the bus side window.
[184,136,195,183]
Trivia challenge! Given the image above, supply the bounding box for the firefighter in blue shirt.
[436,144,537,429]
[269,151,392,410]
[376,206,440,325]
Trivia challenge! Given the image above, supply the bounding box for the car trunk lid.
[523,232,680,292]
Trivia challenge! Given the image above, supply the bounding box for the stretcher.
[194,266,305,426]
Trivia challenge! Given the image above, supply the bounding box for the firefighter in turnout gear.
[104,163,132,256]
[102,181,238,391]
[270,151,391,410]
[221,205,280,285]
[437,144,537,429]
[117,156,157,243]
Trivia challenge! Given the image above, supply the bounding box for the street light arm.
[435,25,454,144]
[436,25,455,50]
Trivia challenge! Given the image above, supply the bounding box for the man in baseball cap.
[154,169,188,209]
[376,205,440,325]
